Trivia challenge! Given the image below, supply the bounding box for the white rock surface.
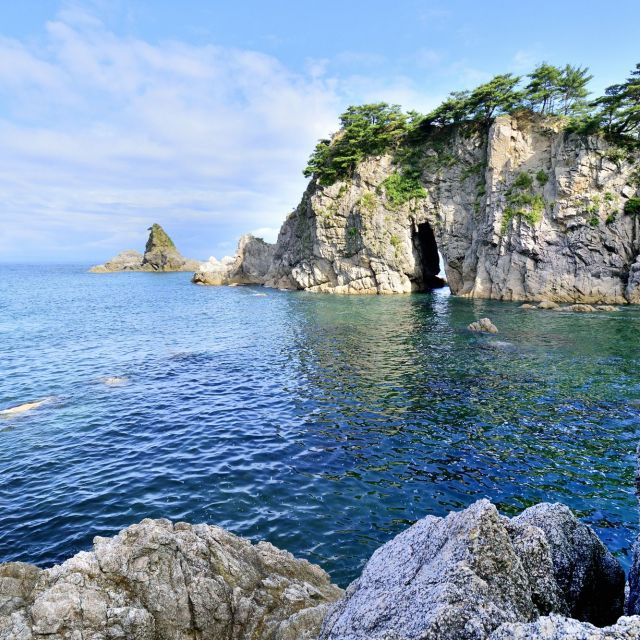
[0,518,342,640]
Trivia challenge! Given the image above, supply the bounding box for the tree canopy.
[303,62,639,186]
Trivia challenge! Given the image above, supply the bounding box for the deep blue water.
[1,264,640,586]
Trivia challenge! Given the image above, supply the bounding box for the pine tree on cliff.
[594,63,640,139]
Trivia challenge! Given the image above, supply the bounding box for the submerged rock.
[0,398,53,418]
[318,500,625,640]
[192,234,276,286]
[567,304,596,313]
[0,518,342,640]
[468,317,499,333]
[90,224,199,273]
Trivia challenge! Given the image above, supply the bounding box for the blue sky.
[0,0,638,262]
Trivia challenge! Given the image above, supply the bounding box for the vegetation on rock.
[380,173,427,209]
[625,197,640,215]
[304,62,639,187]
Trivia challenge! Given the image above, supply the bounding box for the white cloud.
[0,11,342,261]
[0,8,465,262]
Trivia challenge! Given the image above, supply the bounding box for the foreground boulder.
[318,500,624,640]
[90,224,199,273]
[192,234,276,286]
[0,518,342,640]
[511,503,624,626]
[490,614,640,639]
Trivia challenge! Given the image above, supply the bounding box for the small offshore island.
[5,62,640,639]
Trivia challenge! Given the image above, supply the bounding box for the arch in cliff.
[411,221,447,291]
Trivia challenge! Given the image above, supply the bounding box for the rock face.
[318,499,625,640]
[260,114,640,301]
[489,614,640,639]
[0,518,342,640]
[192,234,276,286]
[510,503,625,626]
[90,224,199,273]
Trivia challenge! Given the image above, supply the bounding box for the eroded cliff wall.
[264,114,640,302]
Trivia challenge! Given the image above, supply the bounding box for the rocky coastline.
[90,224,200,273]
[3,451,640,640]
[196,114,640,304]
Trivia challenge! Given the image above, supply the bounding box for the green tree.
[423,91,471,127]
[525,63,562,114]
[558,64,592,115]
[465,74,523,126]
[593,63,640,139]
[304,103,409,185]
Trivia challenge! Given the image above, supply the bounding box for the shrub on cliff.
[303,103,412,185]
[625,197,640,215]
[303,61,639,188]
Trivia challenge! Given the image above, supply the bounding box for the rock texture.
[318,499,625,640]
[0,518,342,640]
[90,224,199,273]
[192,235,276,286]
[510,503,625,626]
[256,113,640,301]
[468,317,498,333]
[490,615,640,639]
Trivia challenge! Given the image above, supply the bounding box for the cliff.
[200,114,639,302]
[261,114,640,301]
[90,224,200,273]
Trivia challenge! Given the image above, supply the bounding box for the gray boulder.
[193,234,276,286]
[512,503,625,626]
[468,318,498,333]
[319,500,561,640]
[318,500,626,640]
[89,249,143,272]
[490,614,640,639]
[0,518,342,640]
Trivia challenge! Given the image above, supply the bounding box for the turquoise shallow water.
[1,264,639,586]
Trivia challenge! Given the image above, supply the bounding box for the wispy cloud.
[0,9,341,261]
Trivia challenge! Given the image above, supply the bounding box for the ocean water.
[1,264,639,586]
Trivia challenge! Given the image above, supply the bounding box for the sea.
[1,263,639,586]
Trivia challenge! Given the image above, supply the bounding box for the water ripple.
[0,265,639,585]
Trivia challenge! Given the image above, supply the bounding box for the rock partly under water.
[217,114,640,302]
[192,234,276,286]
[90,224,199,273]
[468,317,499,333]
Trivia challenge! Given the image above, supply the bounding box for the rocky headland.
[3,460,640,639]
[192,234,276,286]
[198,113,640,303]
[90,224,200,273]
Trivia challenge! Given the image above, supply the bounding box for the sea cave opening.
[412,222,447,291]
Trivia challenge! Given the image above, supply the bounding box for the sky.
[0,1,638,263]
